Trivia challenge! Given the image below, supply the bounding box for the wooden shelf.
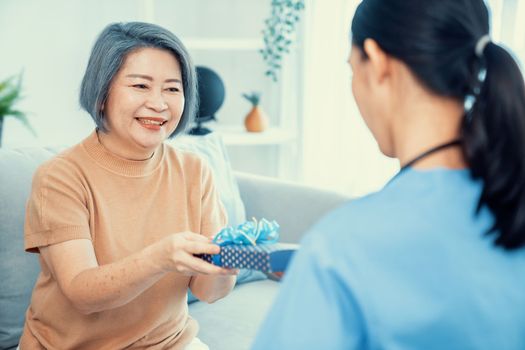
[212,126,296,146]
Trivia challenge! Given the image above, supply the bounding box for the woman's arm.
[40,232,235,315]
[189,268,238,304]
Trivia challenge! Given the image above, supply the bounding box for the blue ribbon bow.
[210,218,280,267]
[213,218,280,247]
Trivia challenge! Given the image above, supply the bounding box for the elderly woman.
[20,22,236,350]
[253,0,525,349]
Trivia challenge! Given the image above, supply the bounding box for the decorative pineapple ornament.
[242,92,268,132]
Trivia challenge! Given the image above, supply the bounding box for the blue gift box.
[200,243,298,273]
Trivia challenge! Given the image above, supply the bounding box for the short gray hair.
[79,22,197,138]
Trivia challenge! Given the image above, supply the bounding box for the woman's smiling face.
[101,47,185,159]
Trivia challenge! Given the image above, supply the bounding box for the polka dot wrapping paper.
[199,243,299,273]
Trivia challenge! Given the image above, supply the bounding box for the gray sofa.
[0,147,349,350]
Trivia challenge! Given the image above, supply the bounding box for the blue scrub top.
[252,168,525,349]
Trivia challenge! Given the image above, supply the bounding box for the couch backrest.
[0,147,59,349]
[235,172,350,244]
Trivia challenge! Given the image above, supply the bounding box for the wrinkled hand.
[154,232,238,276]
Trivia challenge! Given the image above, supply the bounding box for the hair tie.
[475,34,491,57]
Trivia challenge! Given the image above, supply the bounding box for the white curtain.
[487,0,525,67]
[300,0,524,197]
[300,0,398,197]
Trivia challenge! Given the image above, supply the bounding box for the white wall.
[155,0,282,128]
[1,0,144,147]
[0,0,285,149]
[2,0,523,190]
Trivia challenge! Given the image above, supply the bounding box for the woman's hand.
[154,232,239,304]
[153,231,238,276]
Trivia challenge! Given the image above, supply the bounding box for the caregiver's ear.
[363,38,390,83]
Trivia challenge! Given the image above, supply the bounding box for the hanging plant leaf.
[260,0,305,82]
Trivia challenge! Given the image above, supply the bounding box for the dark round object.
[188,66,225,135]
[197,66,225,120]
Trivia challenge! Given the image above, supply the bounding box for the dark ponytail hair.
[351,0,525,250]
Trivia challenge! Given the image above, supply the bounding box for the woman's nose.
[145,90,168,112]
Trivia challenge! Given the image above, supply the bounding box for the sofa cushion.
[189,279,279,350]
[0,147,58,350]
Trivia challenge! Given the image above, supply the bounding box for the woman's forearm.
[41,233,233,314]
[66,244,166,314]
[189,274,237,303]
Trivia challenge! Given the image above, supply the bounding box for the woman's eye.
[166,87,180,93]
[133,84,148,89]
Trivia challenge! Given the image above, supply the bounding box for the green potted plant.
[0,73,35,147]
[260,0,305,82]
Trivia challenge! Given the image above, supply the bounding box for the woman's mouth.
[135,117,167,126]
[135,117,168,130]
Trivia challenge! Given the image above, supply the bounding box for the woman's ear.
[363,38,390,84]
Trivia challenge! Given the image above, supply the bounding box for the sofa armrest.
[234,172,350,243]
